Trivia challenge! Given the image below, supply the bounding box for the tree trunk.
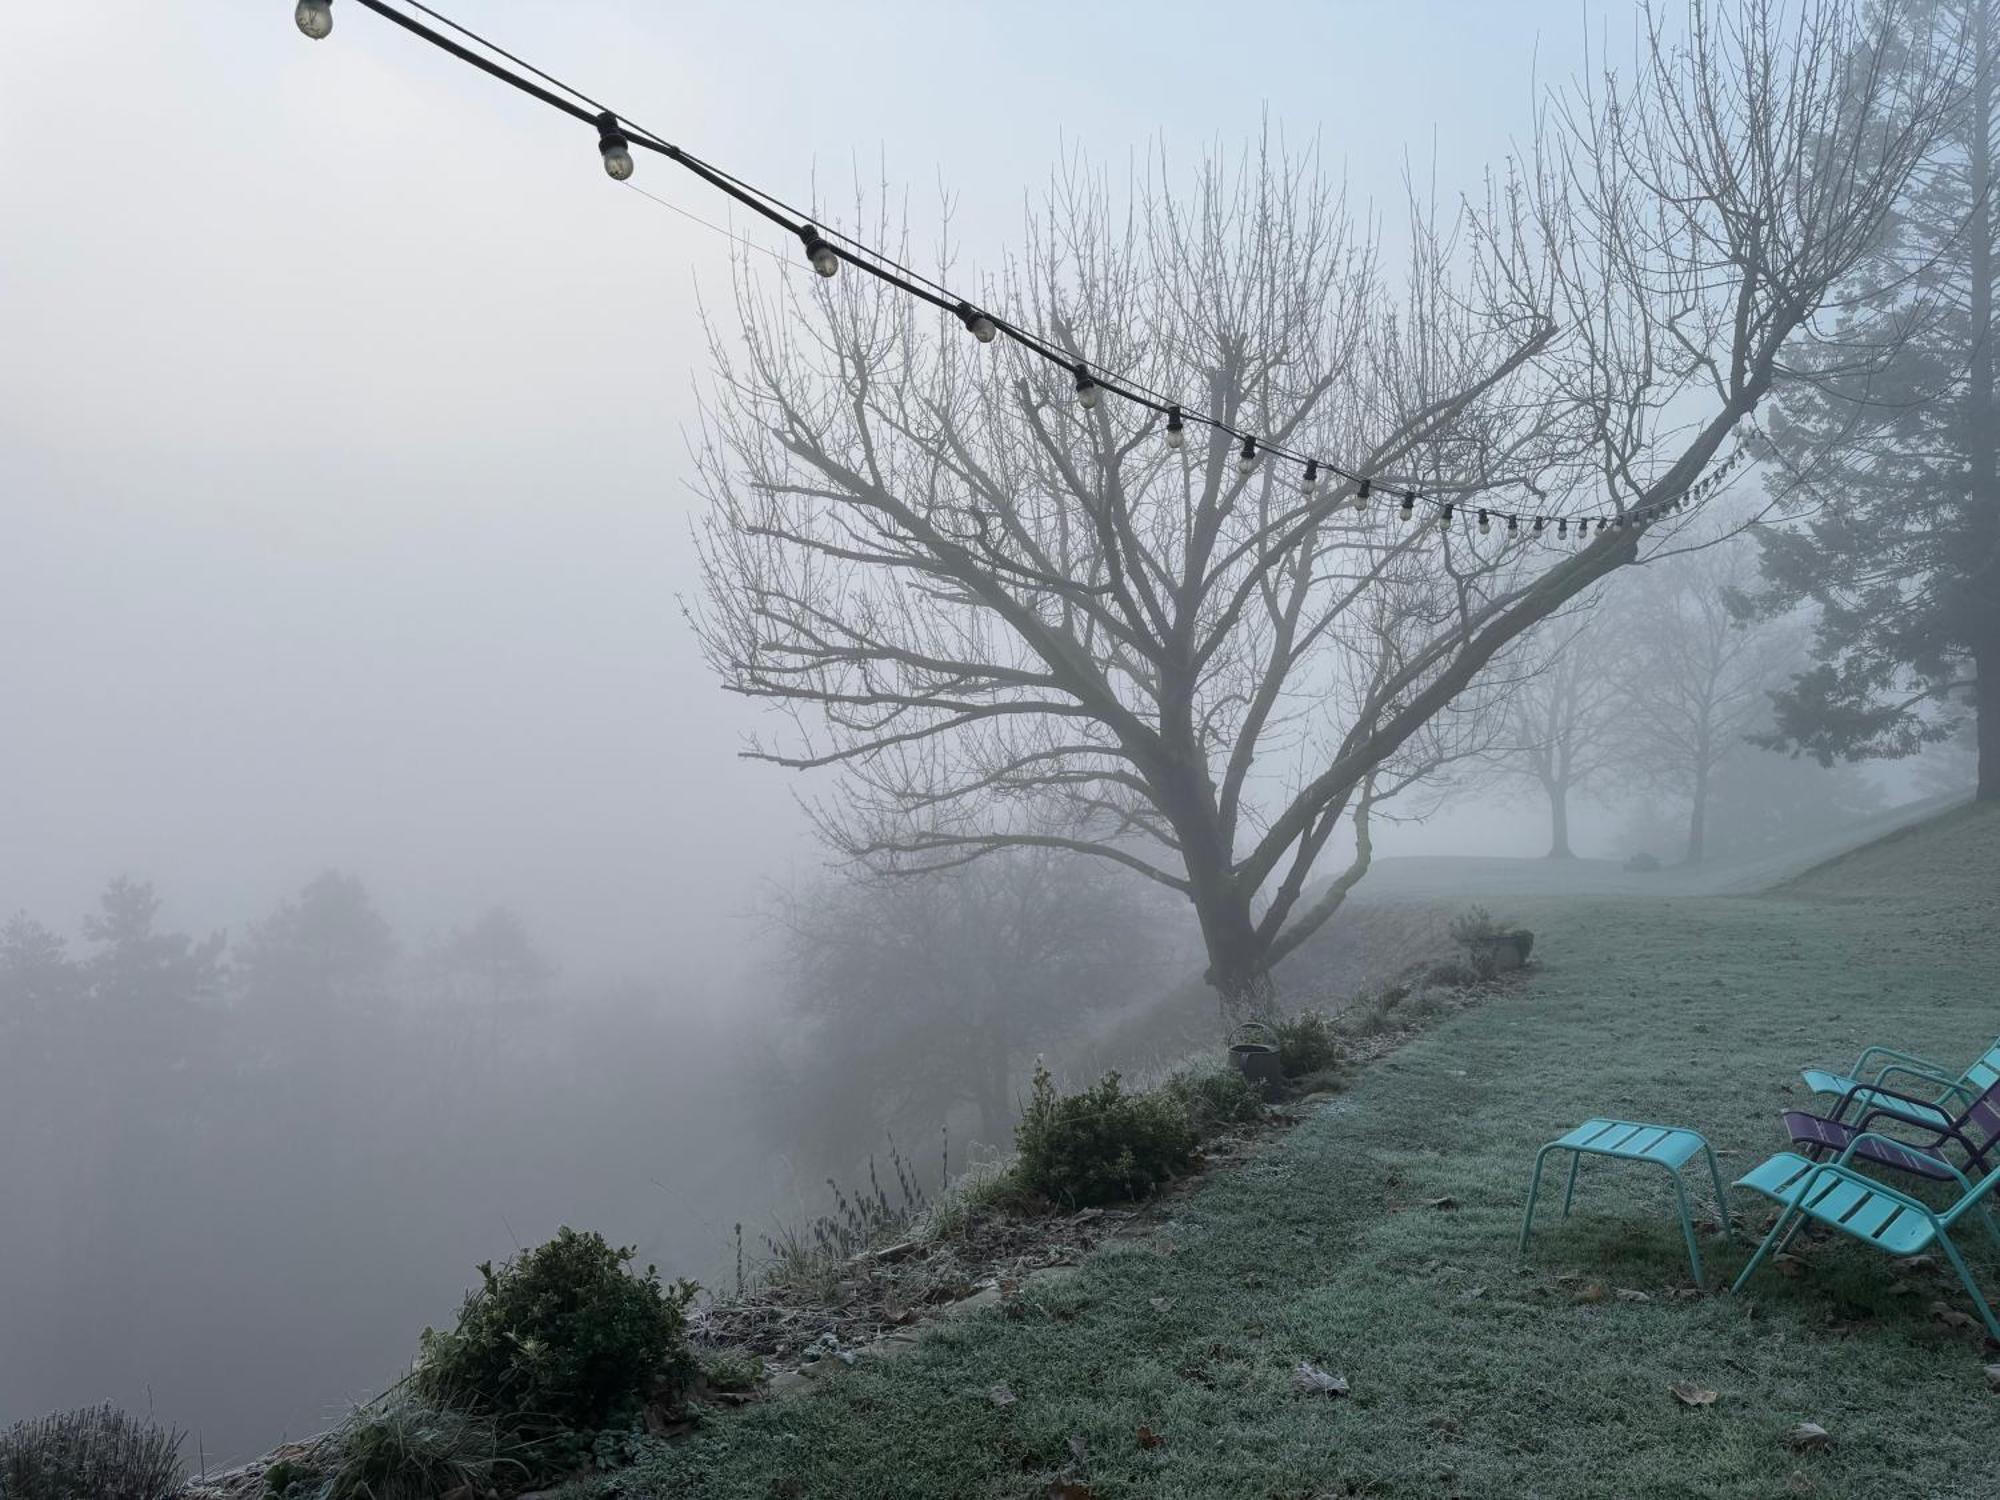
[1194,875,1277,1024]
[1687,762,1710,865]
[1968,2,1996,803]
[1979,644,1998,801]
[1546,781,1574,859]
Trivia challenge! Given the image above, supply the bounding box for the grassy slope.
[620,806,1999,1500]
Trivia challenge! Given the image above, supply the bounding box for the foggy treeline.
[0,876,765,1461]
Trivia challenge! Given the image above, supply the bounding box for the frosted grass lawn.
[603,807,1999,1500]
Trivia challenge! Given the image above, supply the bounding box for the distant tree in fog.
[768,850,1174,1157]
[1617,546,1803,864]
[696,2,1952,1016]
[1752,0,1999,802]
[1488,611,1629,858]
[82,876,224,1062]
[424,905,552,1011]
[237,870,397,1056]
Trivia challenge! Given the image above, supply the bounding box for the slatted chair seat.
[1733,1141,2000,1338]
[1737,1153,1939,1255]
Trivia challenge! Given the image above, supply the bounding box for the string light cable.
[293,0,1718,544]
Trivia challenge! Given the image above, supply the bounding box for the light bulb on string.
[1301,459,1320,494]
[1164,406,1185,449]
[798,225,839,278]
[595,113,634,181]
[1073,365,1099,411]
[955,303,997,343]
[1237,435,1259,474]
[1507,515,1519,539]
[1478,509,1492,535]
[1534,517,1546,536]
[1353,478,1374,512]
[1441,503,1456,525]
[1398,491,1414,524]
[295,0,333,38]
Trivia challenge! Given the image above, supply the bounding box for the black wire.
[327,0,1702,542]
[399,0,613,116]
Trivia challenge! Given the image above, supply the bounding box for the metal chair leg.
[1731,1200,1804,1296]
[1936,1231,2000,1342]
[1520,1145,1555,1253]
[1670,1171,1706,1289]
[1561,1151,1582,1218]
[1701,1144,1736,1242]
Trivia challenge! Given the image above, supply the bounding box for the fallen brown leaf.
[1135,1424,1164,1449]
[1427,1414,1463,1435]
[1669,1383,1717,1407]
[1897,1254,1939,1274]
[1148,1296,1174,1314]
[1425,1196,1459,1211]
[1785,1472,1815,1495]
[1067,1434,1089,1464]
[1773,1253,1808,1279]
[987,1383,1017,1408]
[1572,1282,1607,1305]
[1786,1421,1834,1453]
[1616,1288,1652,1304]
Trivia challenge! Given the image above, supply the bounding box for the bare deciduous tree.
[1489,610,1631,858]
[1618,543,1804,862]
[695,0,1951,1015]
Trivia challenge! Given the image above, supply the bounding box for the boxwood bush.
[414,1226,698,1438]
[1015,1065,1196,1206]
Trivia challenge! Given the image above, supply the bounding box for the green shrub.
[0,1406,183,1500]
[316,1395,525,1500]
[1160,1065,1264,1135]
[1273,1011,1342,1077]
[415,1226,698,1438]
[1014,1064,1197,1206]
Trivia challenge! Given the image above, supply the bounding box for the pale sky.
[1,1,1611,981]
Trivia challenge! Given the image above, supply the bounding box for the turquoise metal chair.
[1801,1035,2000,1131]
[1732,1135,2000,1340]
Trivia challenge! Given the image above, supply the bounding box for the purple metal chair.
[1780,1076,2000,1185]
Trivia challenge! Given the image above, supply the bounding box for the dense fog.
[4,0,1988,1474]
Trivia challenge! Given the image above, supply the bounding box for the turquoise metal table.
[1520,1118,1735,1288]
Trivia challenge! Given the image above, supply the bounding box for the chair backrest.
[1956,1075,2000,1165]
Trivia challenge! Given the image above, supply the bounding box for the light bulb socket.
[596,112,634,172]
[956,302,997,343]
[799,224,839,277]
[1302,459,1319,492]
[1237,434,1259,471]
[1164,406,1185,448]
[1073,364,1098,409]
